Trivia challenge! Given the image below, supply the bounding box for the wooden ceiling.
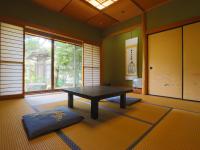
[33,0,169,29]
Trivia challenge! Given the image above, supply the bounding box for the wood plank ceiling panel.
[103,0,143,22]
[32,0,170,29]
[62,0,100,22]
[134,0,169,10]
[87,13,118,29]
[33,0,71,12]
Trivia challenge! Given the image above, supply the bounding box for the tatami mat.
[98,100,169,124]
[33,94,200,150]
[134,109,200,150]
[128,93,200,113]
[35,97,169,125]
[0,99,70,150]
[36,99,151,150]
[1,93,200,150]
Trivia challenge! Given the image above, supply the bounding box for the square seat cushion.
[106,96,141,105]
[22,106,84,139]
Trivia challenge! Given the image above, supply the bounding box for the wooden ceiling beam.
[60,0,73,12]
[86,12,119,28]
[102,12,119,23]
[129,0,145,12]
[85,13,100,23]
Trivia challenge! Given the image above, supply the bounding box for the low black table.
[63,86,132,119]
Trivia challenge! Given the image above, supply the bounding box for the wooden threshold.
[0,94,24,100]
[25,89,62,95]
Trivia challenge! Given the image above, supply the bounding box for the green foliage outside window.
[25,34,82,92]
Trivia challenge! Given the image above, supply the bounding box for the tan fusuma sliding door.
[183,22,200,101]
[148,28,182,98]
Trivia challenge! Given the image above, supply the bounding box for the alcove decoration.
[125,37,138,80]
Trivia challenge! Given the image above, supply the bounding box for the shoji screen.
[148,28,182,98]
[0,22,24,97]
[83,43,100,86]
[183,22,200,101]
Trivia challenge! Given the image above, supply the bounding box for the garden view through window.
[25,34,82,92]
[54,41,82,89]
[25,35,52,92]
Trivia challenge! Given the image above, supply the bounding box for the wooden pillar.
[23,26,25,96]
[100,41,104,86]
[82,42,85,86]
[141,13,148,95]
[51,40,54,90]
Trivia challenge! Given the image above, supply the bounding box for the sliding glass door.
[25,34,83,92]
[54,41,82,89]
[25,35,52,92]
[74,45,82,87]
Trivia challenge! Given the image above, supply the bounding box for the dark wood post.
[68,93,74,108]
[120,93,126,108]
[91,100,99,119]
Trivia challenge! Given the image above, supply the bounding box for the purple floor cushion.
[106,96,141,105]
[22,106,84,139]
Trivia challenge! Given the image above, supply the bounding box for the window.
[0,22,24,96]
[25,36,84,92]
[83,43,100,86]
[25,35,52,92]
[0,21,101,97]
[54,41,82,88]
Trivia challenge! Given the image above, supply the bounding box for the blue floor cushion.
[106,96,141,105]
[22,106,84,139]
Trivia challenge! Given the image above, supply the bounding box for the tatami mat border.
[77,99,168,125]
[142,101,200,114]
[127,108,173,149]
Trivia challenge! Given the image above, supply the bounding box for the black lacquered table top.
[63,86,132,100]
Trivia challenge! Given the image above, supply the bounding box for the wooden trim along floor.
[0,92,200,149]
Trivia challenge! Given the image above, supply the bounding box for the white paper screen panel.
[0,63,23,95]
[83,43,100,86]
[0,22,24,96]
[84,43,93,67]
[93,68,100,86]
[93,46,100,68]
[84,67,93,86]
[0,23,23,63]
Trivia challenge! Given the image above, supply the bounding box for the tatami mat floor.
[0,92,200,150]
[0,99,70,150]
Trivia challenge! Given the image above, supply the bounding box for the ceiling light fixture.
[85,0,118,10]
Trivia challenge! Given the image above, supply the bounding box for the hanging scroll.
[125,37,138,80]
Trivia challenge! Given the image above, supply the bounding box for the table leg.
[120,93,126,108]
[68,93,73,108]
[91,100,99,119]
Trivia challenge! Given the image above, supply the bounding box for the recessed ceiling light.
[85,0,118,10]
